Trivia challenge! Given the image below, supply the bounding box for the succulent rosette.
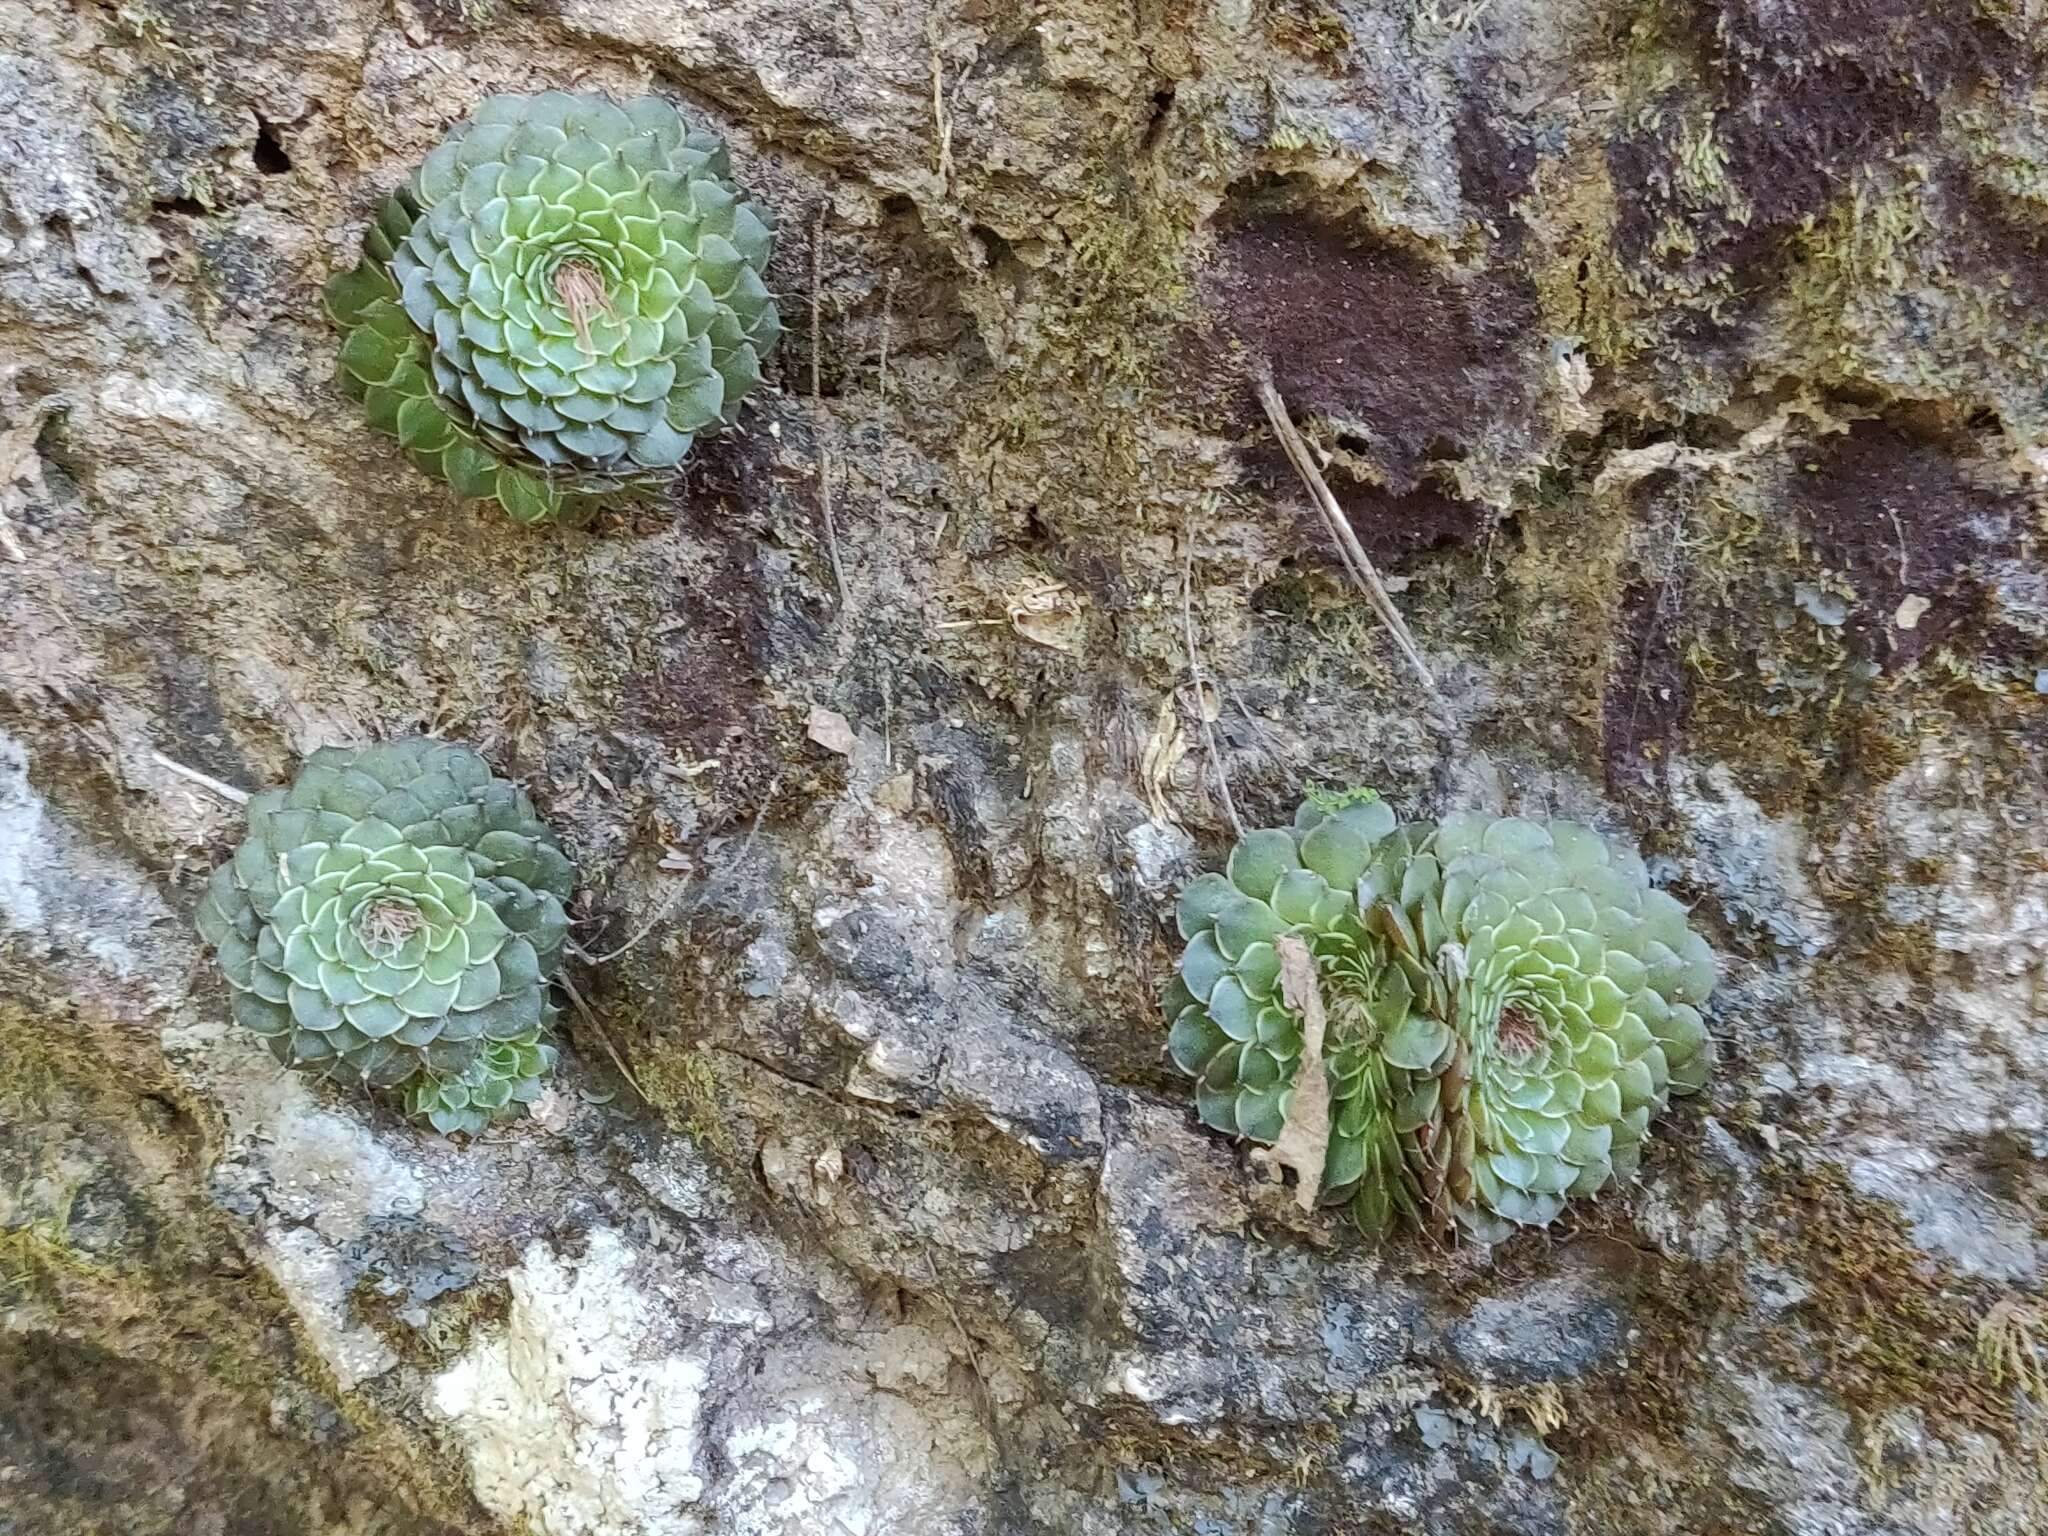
[194,740,572,1135]
[1165,790,1716,1241]
[403,1035,557,1137]
[324,90,780,524]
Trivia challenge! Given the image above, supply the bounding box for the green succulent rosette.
[324,90,780,525]
[403,1035,557,1137]
[1165,791,1717,1241]
[194,741,573,1136]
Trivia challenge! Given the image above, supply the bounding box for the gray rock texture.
[4,0,2047,1532]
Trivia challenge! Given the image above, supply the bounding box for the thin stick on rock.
[922,1242,993,1420]
[557,970,648,1104]
[1254,371,1439,696]
[875,266,898,436]
[929,18,955,188]
[1181,516,1244,840]
[810,200,849,607]
[151,750,251,806]
[810,201,827,404]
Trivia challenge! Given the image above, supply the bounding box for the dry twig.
[922,1242,992,1418]
[556,970,649,1104]
[928,18,974,189]
[810,200,850,607]
[150,749,250,806]
[1255,372,1438,696]
[1181,516,1244,838]
[875,266,898,436]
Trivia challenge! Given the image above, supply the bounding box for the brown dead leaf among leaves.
[1006,576,1086,653]
[1250,934,1330,1211]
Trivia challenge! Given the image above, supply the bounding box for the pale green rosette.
[325,90,780,524]
[194,740,573,1136]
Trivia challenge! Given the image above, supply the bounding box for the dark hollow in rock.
[1204,208,1540,493]
[1249,457,1500,572]
[1790,414,2026,668]
[1328,474,1497,569]
[1708,0,2025,236]
[251,117,291,174]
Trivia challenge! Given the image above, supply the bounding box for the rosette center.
[1497,1003,1544,1061]
[551,256,616,355]
[355,897,426,959]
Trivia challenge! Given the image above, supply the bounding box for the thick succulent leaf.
[1393,1075,1440,1134]
[1323,1133,1367,1190]
[1234,1085,1289,1143]
[1267,867,1331,926]
[325,260,401,328]
[1299,817,1372,890]
[1178,931,1229,1004]
[1194,1082,1239,1133]
[1175,872,1237,940]
[495,465,563,524]
[1160,976,1197,1021]
[1380,1012,1452,1072]
[440,439,504,499]
[1326,796,1397,844]
[1232,940,1281,1000]
[1204,977,1259,1043]
[1226,828,1302,903]
[1214,896,1288,961]
[1167,1008,1229,1076]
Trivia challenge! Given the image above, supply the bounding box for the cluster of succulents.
[1164,790,1716,1242]
[194,741,571,1136]
[325,90,779,525]
[214,94,1731,1199]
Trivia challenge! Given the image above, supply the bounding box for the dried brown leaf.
[1251,934,1330,1210]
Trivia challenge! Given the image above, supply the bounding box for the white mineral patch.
[0,733,49,936]
[261,1224,398,1389]
[713,1353,984,1536]
[431,1227,710,1536]
[97,373,221,427]
[0,730,178,987]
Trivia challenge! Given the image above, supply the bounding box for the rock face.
[3,1,2047,1532]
